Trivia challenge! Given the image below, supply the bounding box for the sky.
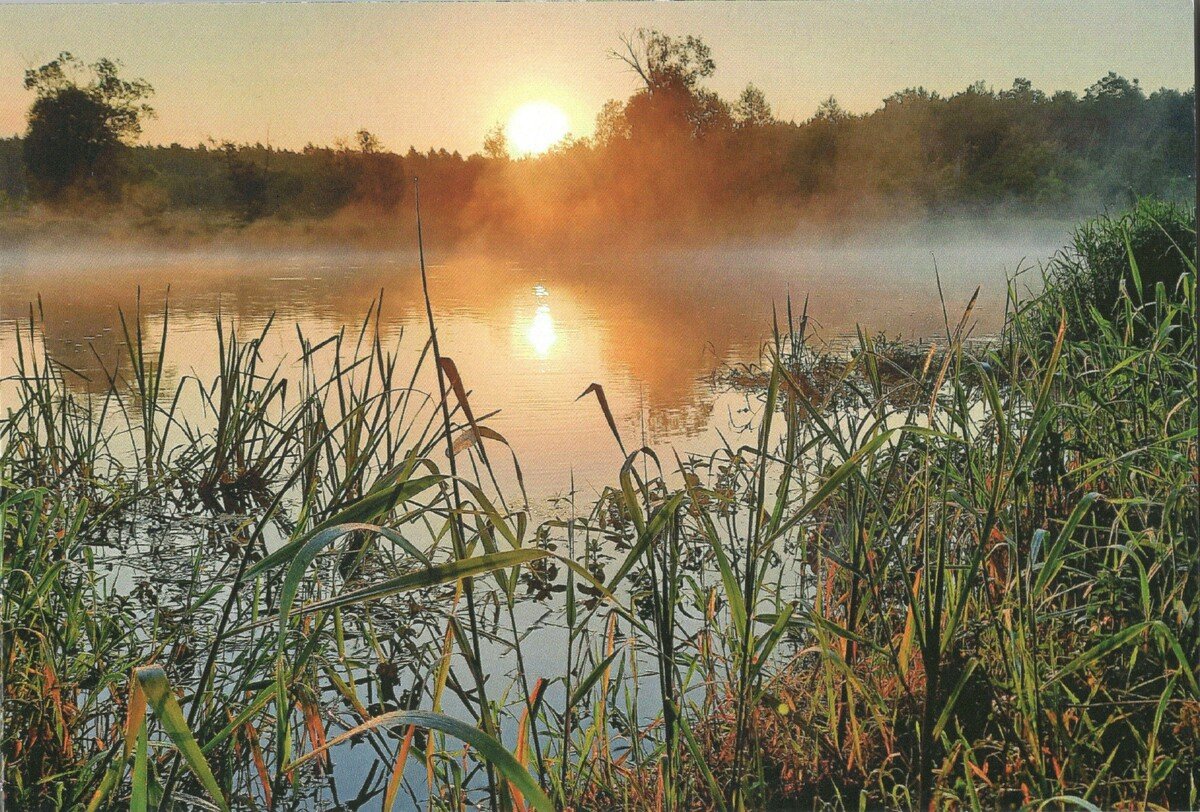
[0,1,1193,154]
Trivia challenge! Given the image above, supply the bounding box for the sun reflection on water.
[526,285,557,358]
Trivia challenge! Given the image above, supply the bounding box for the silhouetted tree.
[593,100,631,147]
[813,96,849,123]
[733,84,773,128]
[612,29,715,93]
[336,129,405,208]
[220,142,268,222]
[483,123,509,160]
[614,30,729,141]
[22,52,154,202]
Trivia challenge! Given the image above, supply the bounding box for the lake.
[1,228,1065,507]
[0,224,1092,807]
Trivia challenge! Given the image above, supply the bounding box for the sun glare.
[506,101,570,156]
[526,285,558,358]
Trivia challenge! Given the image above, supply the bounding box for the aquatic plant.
[1,202,1195,810]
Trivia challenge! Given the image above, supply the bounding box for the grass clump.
[1043,196,1195,335]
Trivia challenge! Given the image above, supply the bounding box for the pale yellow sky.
[0,1,1192,153]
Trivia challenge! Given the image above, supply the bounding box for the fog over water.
[0,220,1069,503]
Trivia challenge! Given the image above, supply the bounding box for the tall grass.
[2,201,1196,810]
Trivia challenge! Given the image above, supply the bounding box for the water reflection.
[0,236,1062,502]
[526,285,557,359]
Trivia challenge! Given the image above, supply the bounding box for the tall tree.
[733,84,774,128]
[612,29,716,93]
[220,142,269,223]
[612,30,727,140]
[482,123,510,160]
[344,129,405,208]
[22,52,154,202]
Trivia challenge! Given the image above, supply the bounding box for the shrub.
[1045,197,1195,337]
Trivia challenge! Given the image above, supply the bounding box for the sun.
[506,101,570,156]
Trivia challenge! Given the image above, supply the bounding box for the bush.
[1045,198,1195,337]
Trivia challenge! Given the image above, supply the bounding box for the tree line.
[0,33,1193,244]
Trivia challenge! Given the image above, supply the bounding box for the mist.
[0,41,1192,255]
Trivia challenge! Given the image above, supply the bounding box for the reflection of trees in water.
[4,250,765,417]
[2,242,1008,428]
[646,395,717,440]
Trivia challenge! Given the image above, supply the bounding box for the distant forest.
[0,32,1194,246]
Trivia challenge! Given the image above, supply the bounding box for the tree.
[346,129,405,208]
[612,29,715,93]
[22,52,154,202]
[353,128,382,155]
[1085,72,1143,102]
[593,100,631,147]
[812,96,849,123]
[220,142,269,223]
[733,84,773,128]
[482,123,509,160]
[612,30,727,140]
[1001,77,1046,103]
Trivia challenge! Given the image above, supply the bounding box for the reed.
[1,201,1195,810]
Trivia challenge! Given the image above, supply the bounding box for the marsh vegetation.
[2,200,1196,810]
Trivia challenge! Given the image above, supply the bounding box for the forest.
[0,32,1194,247]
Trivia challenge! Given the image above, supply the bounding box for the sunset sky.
[0,1,1192,154]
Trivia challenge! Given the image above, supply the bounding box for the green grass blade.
[287,709,555,812]
[569,649,623,709]
[131,723,149,812]
[243,548,552,630]
[135,666,230,812]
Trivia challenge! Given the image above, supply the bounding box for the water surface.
[1,233,1061,504]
